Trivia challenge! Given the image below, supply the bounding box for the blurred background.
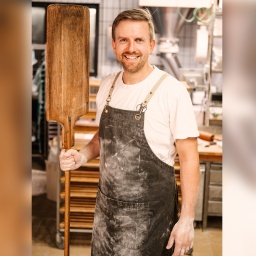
[0,0,255,255]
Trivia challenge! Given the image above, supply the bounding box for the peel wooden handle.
[64,171,70,256]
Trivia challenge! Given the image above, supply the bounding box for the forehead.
[115,20,150,38]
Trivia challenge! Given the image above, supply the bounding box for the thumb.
[63,149,77,158]
[166,232,175,249]
[59,149,66,158]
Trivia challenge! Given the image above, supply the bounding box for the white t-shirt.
[96,67,199,166]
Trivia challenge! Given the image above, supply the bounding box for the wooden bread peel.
[46,4,90,256]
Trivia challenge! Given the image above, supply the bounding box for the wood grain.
[45,4,90,256]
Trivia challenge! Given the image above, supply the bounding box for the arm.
[166,137,200,255]
[177,137,200,220]
[79,130,100,162]
[59,130,100,171]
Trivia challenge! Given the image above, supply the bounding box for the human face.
[112,20,155,74]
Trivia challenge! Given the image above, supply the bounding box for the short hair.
[112,8,155,41]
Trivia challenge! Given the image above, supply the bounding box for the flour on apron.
[91,73,178,256]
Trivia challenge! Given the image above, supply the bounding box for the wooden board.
[45,4,90,255]
[46,4,90,148]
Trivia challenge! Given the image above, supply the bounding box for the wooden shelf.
[74,124,98,133]
[60,190,97,199]
[79,111,97,119]
[60,203,96,213]
[60,219,94,229]
[89,79,100,87]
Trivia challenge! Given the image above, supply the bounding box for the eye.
[119,38,126,42]
[136,38,144,43]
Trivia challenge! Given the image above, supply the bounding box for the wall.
[97,1,204,77]
[33,0,205,78]
[98,0,204,77]
[178,21,205,69]
[97,0,140,77]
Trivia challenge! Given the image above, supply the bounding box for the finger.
[60,159,76,168]
[172,244,182,256]
[63,149,78,159]
[183,240,193,254]
[60,158,75,165]
[69,149,79,156]
[60,163,75,171]
[60,162,75,171]
[60,157,75,164]
[60,165,70,171]
[185,246,190,254]
[75,162,83,169]
[60,150,73,160]
[180,248,186,255]
[166,234,175,249]
[63,149,77,158]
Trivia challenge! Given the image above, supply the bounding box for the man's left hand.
[166,217,194,256]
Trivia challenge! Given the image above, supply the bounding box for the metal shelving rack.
[205,3,222,125]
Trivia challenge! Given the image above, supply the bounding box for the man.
[60,8,199,256]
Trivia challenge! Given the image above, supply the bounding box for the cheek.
[113,46,123,57]
[113,48,121,58]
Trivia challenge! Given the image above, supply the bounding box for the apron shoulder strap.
[135,72,169,120]
[141,72,169,107]
[104,71,169,116]
[108,71,122,99]
[104,71,122,113]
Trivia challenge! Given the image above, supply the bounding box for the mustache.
[123,51,140,55]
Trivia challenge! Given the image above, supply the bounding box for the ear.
[112,40,116,54]
[150,39,156,55]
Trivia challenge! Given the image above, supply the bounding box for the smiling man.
[112,18,155,79]
[59,8,199,256]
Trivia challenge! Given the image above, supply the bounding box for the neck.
[122,65,154,85]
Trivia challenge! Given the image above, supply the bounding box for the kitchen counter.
[198,140,222,162]
[197,136,222,230]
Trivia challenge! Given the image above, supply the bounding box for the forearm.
[79,130,100,162]
[176,138,200,220]
[179,158,200,220]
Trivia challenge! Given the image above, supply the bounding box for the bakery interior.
[32,0,223,255]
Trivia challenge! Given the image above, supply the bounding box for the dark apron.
[91,72,178,256]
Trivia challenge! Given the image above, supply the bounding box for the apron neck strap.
[108,71,122,100]
[104,71,122,113]
[135,72,169,120]
[104,71,169,117]
[140,72,169,108]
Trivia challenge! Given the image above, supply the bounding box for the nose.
[127,40,135,52]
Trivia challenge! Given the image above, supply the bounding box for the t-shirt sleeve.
[169,84,199,140]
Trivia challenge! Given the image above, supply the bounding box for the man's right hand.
[59,149,88,171]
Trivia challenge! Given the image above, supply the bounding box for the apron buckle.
[135,113,141,120]
[135,103,147,120]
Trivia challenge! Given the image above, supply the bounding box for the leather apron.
[91,72,178,256]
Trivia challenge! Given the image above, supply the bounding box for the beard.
[118,52,147,74]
